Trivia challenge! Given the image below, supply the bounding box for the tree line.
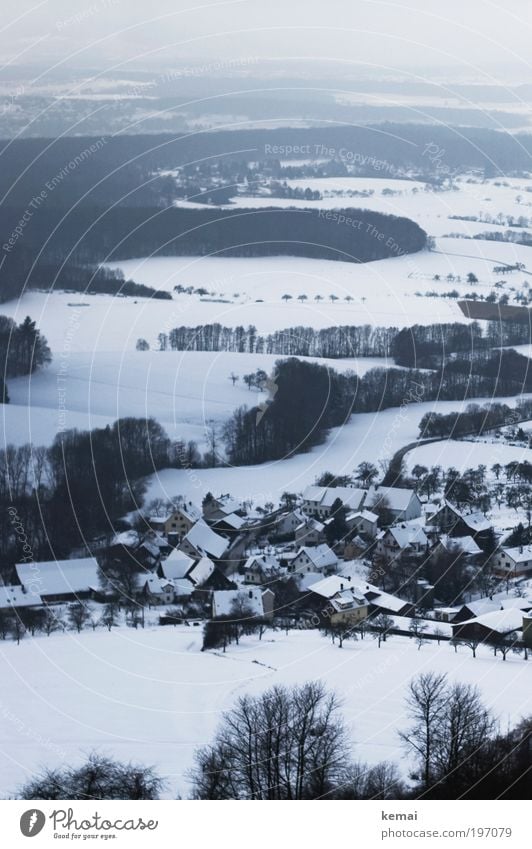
[155,319,531,361]
[0,203,427,267]
[0,250,170,304]
[222,353,532,466]
[0,419,201,565]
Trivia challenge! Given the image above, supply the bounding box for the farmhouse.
[375,523,429,561]
[368,486,422,522]
[305,575,369,625]
[346,509,379,538]
[426,500,491,544]
[452,608,524,643]
[301,485,366,519]
[15,557,100,603]
[295,516,326,546]
[149,501,202,538]
[179,520,229,562]
[212,587,275,620]
[490,545,532,578]
[291,543,338,574]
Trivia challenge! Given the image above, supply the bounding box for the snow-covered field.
[0,626,528,799]
[2,351,391,448]
[143,395,532,507]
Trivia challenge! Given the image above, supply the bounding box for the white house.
[345,509,379,538]
[375,523,429,561]
[367,486,422,522]
[291,543,338,574]
[212,587,275,620]
[244,554,281,585]
[491,545,532,578]
[301,486,366,519]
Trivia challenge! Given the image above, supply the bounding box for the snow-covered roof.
[143,575,174,595]
[302,485,366,511]
[183,520,229,559]
[458,607,524,634]
[298,572,324,591]
[367,589,410,613]
[216,512,246,530]
[244,553,280,572]
[296,543,337,570]
[188,557,216,587]
[214,495,243,515]
[305,575,366,606]
[296,516,325,532]
[0,585,42,609]
[160,550,195,580]
[112,530,140,547]
[369,486,419,511]
[16,557,100,597]
[439,535,482,556]
[172,578,194,598]
[212,588,265,618]
[461,512,491,533]
[176,501,202,523]
[387,524,428,549]
[347,509,379,523]
[499,545,532,564]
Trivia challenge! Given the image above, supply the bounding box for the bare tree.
[18,752,163,800]
[399,671,448,789]
[189,681,349,799]
[68,602,92,633]
[371,613,394,647]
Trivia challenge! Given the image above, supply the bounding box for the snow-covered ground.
[2,351,392,448]
[0,626,528,799]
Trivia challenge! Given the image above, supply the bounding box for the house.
[210,512,247,536]
[203,494,245,523]
[375,523,429,561]
[244,554,281,585]
[342,535,371,560]
[345,509,379,538]
[431,534,482,561]
[304,575,369,625]
[490,545,532,578]
[452,608,524,643]
[179,520,229,562]
[212,587,275,621]
[140,575,176,605]
[108,531,162,569]
[291,543,338,575]
[452,595,532,624]
[15,557,100,603]
[301,486,366,519]
[363,585,413,617]
[295,516,326,546]
[0,584,42,610]
[149,501,202,538]
[274,509,305,537]
[426,500,491,544]
[367,486,422,522]
[158,549,196,581]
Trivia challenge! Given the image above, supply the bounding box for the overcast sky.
[1,0,531,80]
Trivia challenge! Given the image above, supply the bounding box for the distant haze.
[1,0,531,81]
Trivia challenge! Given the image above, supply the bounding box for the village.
[2,475,532,658]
